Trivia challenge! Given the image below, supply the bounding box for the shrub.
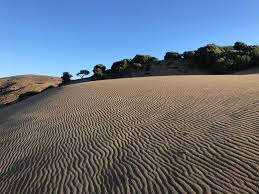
[233,55,251,70]
[213,57,234,73]
[61,72,73,84]
[234,42,248,51]
[131,63,143,70]
[164,52,181,60]
[195,44,223,68]
[222,46,234,52]
[132,55,158,64]
[93,64,106,74]
[183,51,195,59]
[76,69,90,78]
[93,64,106,80]
[111,59,131,72]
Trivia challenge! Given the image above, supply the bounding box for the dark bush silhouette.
[76,70,90,78]
[93,64,106,80]
[213,57,234,73]
[164,52,181,60]
[132,55,158,64]
[234,42,248,51]
[69,41,259,82]
[131,63,143,70]
[111,59,132,72]
[61,72,73,84]
[93,64,106,74]
[183,51,195,59]
[195,44,223,68]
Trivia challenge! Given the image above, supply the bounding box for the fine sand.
[0,75,259,194]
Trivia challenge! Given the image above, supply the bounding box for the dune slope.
[0,75,259,194]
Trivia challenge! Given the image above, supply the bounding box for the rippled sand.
[0,75,259,194]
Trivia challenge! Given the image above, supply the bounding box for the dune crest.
[0,75,259,194]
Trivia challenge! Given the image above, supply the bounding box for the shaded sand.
[0,75,259,194]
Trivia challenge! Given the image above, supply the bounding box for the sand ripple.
[0,75,259,194]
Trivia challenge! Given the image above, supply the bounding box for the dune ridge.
[0,75,259,194]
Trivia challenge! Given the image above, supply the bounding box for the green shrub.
[93,64,106,80]
[195,44,223,68]
[234,42,248,51]
[233,55,251,70]
[93,64,106,74]
[213,57,234,73]
[222,46,234,52]
[132,55,158,64]
[111,59,131,72]
[164,52,181,60]
[61,72,73,84]
[131,63,143,70]
[183,51,195,59]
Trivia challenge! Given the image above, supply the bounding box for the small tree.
[61,72,73,84]
[93,64,106,80]
[93,64,106,74]
[76,69,90,78]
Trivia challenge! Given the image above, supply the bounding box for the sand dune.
[0,75,259,194]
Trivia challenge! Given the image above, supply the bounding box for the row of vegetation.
[61,42,259,84]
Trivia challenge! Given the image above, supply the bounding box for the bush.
[93,64,106,74]
[234,42,248,51]
[131,63,143,70]
[213,57,234,73]
[93,64,106,80]
[164,52,181,60]
[111,59,131,72]
[183,51,195,59]
[195,44,223,68]
[233,55,251,70]
[132,55,158,64]
[61,72,73,84]
[76,69,90,78]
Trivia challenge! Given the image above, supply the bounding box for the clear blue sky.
[1,0,259,77]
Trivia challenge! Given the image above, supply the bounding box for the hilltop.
[0,75,61,107]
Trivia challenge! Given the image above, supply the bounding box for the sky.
[1,0,259,78]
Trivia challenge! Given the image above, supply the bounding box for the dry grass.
[0,75,61,106]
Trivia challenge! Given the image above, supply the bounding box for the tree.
[93,64,106,74]
[61,72,73,84]
[234,42,248,51]
[76,70,90,78]
[93,64,106,80]
[164,52,181,60]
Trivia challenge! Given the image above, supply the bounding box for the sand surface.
[0,75,259,194]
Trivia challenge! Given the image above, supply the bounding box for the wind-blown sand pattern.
[0,75,259,194]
